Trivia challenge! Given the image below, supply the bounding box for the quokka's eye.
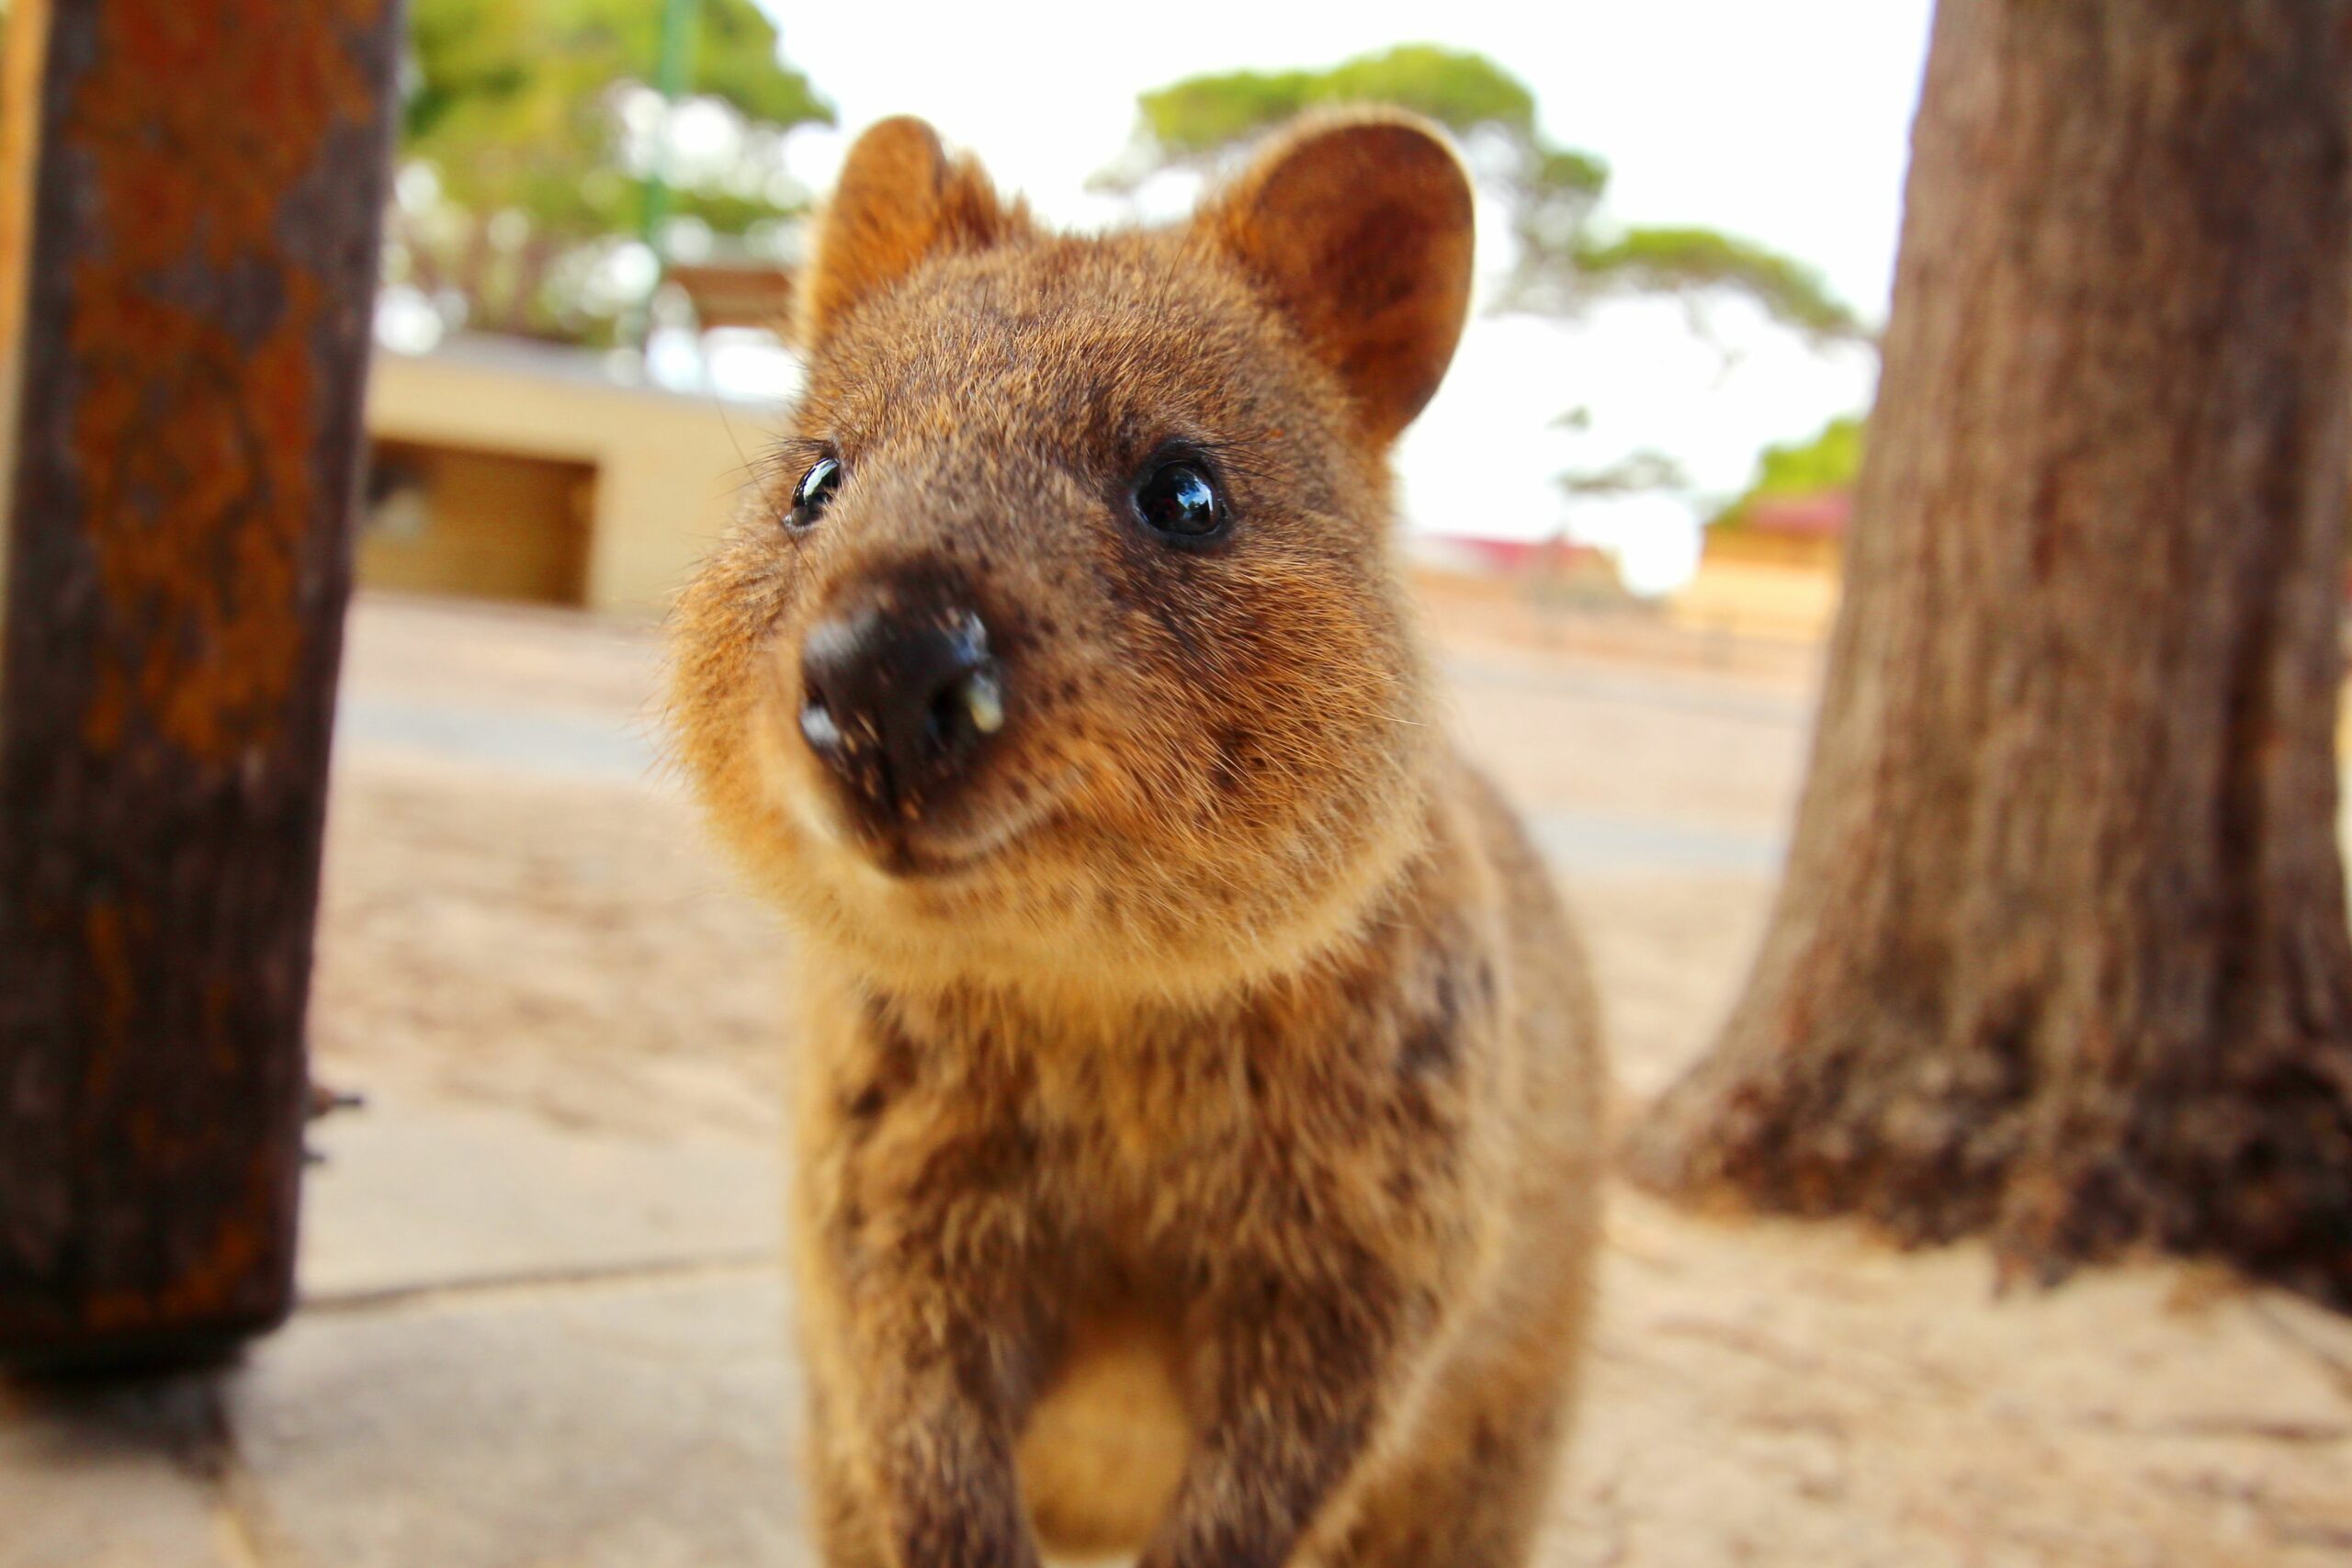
[787,455,842,530]
[1133,457,1227,545]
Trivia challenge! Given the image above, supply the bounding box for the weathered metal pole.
[0,0,56,547]
[0,0,402,1369]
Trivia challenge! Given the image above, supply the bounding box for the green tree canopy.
[1576,229,1862,348]
[1709,413,1865,530]
[1103,44,1864,347]
[1122,44,1552,161]
[393,0,832,343]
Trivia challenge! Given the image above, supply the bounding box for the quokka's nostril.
[923,687,961,755]
[800,694,842,754]
[922,665,1004,758]
[961,669,1005,735]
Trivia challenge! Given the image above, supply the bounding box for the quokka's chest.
[804,1018,1487,1268]
[812,1034,1277,1213]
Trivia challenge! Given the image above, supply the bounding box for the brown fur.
[669,110,1604,1568]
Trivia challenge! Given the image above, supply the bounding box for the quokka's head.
[670,110,1475,1001]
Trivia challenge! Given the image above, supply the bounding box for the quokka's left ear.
[795,116,1024,350]
[1197,110,1476,446]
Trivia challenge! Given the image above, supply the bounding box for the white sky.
[747,1,1936,591]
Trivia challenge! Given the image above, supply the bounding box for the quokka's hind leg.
[1306,1364,1575,1568]
[1317,1392,1571,1561]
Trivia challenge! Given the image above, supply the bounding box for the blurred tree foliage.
[1560,448,1691,502]
[1708,413,1865,529]
[1577,230,1864,347]
[391,0,832,344]
[1104,45,1866,346]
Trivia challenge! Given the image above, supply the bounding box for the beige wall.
[365,340,781,615]
[1665,527,1846,644]
[1671,557,1842,643]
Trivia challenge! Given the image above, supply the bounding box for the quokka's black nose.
[797,576,1004,817]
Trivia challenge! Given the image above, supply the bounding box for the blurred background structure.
[5,4,2352,1566]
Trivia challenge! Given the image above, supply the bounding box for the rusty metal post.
[0,0,55,542]
[0,0,401,1370]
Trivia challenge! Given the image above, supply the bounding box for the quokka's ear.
[795,117,1022,349]
[1199,111,1476,446]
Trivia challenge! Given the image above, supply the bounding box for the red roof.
[1744,491,1853,538]
[1415,535,1607,573]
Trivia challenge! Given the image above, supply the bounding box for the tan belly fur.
[1018,1315,1191,1560]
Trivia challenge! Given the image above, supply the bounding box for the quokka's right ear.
[794,117,1023,350]
[1198,110,1476,447]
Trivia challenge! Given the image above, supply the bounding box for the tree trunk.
[1628,0,2352,1309]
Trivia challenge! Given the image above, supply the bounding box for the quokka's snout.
[793,561,1007,829]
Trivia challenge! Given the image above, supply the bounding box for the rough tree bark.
[1629,0,2352,1308]
[0,0,401,1368]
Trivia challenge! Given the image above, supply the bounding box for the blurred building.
[666,260,797,336]
[1671,491,1850,642]
[1407,532,1630,602]
[362,333,778,615]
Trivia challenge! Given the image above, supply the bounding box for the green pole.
[632,0,699,347]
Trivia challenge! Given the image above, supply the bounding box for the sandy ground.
[304,591,2352,1567]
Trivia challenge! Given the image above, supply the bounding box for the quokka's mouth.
[767,682,1080,884]
[888,789,1077,879]
[822,790,1067,883]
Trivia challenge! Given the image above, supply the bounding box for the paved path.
[334,651,1807,877]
